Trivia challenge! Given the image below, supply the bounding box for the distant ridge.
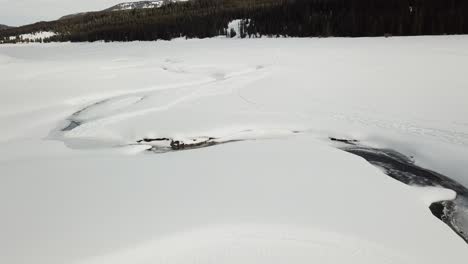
[60,0,188,20]
[0,24,12,30]
[105,0,189,12]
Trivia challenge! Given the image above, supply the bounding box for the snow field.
[1,36,468,263]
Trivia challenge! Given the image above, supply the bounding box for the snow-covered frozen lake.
[1,36,468,264]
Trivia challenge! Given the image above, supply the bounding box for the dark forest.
[1,0,467,43]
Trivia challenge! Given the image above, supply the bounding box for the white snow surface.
[8,31,57,42]
[1,36,468,264]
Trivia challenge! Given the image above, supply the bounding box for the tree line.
[1,0,467,43]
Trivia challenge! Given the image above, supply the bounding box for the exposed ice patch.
[331,137,468,243]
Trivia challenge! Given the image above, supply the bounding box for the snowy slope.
[60,0,189,20]
[0,36,468,264]
[106,0,189,11]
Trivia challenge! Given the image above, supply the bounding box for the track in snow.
[54,62,271,149]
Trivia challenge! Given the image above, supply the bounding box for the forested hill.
[0,24,12,30]
[1,0,467,43]
[59,0,189,20]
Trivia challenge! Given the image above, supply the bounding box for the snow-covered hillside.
[0,36,467,264]
[59,0,189,20]
[106,0,189,11]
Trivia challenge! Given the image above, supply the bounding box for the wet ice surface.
[331,138,468,243]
